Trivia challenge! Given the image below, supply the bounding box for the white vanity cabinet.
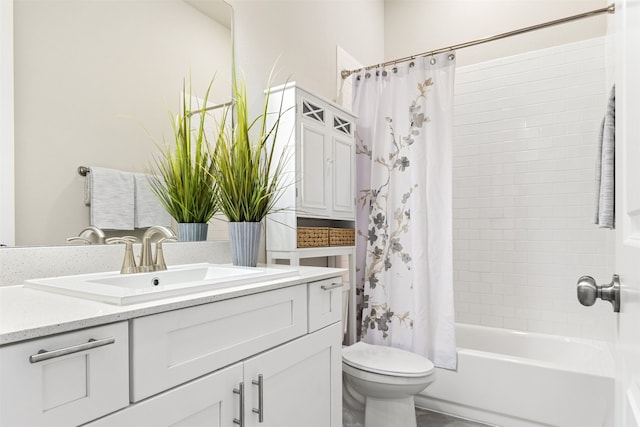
[0,322,129,427]
[85,278,343,427]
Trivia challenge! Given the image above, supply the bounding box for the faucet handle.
[154,236,178,271]
[106,237,138,274]
[115,236,138,243]
[66,236,92,245]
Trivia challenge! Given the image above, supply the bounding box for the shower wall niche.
[452,36,615,341]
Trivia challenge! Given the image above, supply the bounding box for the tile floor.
[415,409,493,427]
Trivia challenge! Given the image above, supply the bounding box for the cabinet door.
[298,118,330,217]
[331,133,355,218]
[86,363,244,427]
[244,322,342,427]
[0,322,128,427]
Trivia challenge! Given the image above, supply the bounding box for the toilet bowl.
[342,341,435,427]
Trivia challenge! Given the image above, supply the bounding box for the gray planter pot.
[177,223,208,242]
[229,222,261,267]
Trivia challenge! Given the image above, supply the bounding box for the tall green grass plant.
[210,68,288,223]
[149,80,219,224]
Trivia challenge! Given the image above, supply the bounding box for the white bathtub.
[415,324,614,427]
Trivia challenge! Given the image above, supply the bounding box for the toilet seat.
[342,341,434,377]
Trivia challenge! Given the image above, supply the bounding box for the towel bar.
[78,166,90,176]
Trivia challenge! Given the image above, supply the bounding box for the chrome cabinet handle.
[29,337,115,363]
[233,382,244,426]
[252,374,264,423]
[321,282,343,291]
[577,274,620,312]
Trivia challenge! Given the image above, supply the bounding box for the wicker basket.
[297,227,329,248]
[329,227,355,246]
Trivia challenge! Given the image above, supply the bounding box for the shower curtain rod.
[341,3,615,79]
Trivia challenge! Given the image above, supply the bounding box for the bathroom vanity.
[0,265,344,427]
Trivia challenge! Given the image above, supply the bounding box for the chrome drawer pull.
[252,374,264,422]
[320,282,343,291]
[29,337,116,363]
[233,382,244,426]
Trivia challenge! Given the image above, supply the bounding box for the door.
[243,322,342,427]
[298,97,330,217]
[299,119,330,217]
[332,132,356,219]
[615,0,640,425]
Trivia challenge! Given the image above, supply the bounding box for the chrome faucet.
[139,226,177,272]
[107,226,177,274]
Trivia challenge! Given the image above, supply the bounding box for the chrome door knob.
[576,274,620,312]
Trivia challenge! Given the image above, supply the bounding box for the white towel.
[134,173,172,228]
[88,166,135,230]
[594,85,615,229]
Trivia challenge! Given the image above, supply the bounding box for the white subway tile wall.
[452,37,615,341]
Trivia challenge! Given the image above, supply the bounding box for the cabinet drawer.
[308,278,343,332]
[0,322,129,427]
[131,284,308,401]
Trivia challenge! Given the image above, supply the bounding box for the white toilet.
[341,289,436,427]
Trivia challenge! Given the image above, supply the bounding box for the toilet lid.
[342,341,434,377]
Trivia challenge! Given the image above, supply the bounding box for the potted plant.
[210,69,288,266]
[148,80,219,241]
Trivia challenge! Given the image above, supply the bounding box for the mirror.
[10,0,232,246]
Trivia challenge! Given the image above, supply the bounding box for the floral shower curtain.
[353,52,457,369]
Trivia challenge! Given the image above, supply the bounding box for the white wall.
[384,0,609,67]
[452,37,615,340]
[230,0,384,106]
[13,0,232,246]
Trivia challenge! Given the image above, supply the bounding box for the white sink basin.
[24,263,300,305]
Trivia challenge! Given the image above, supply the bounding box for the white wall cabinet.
[272,84,356,220]
[266,83,357,253]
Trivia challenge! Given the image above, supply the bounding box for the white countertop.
[0,265,345,346]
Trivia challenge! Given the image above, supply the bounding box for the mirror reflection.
[12,0,232,246]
